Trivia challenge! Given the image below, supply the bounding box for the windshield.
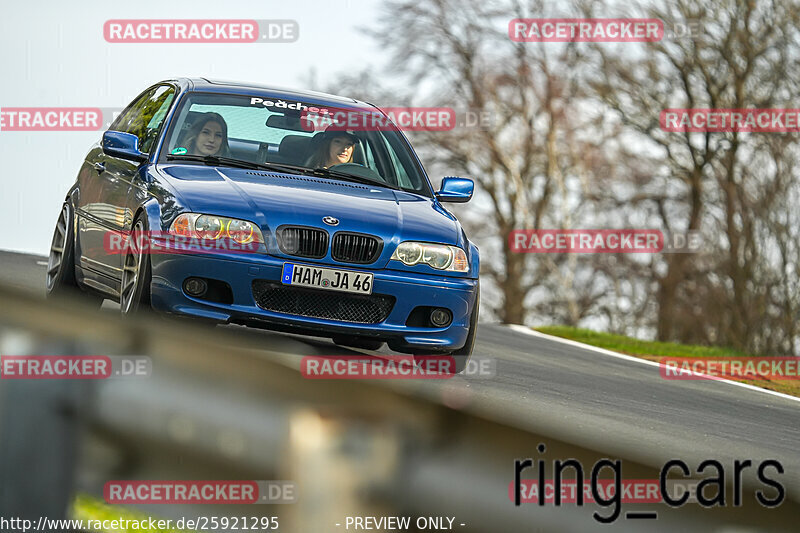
[158,92,432,196]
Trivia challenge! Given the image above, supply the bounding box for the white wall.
[0,0,380,255]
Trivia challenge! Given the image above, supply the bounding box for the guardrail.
[0,284,796,532]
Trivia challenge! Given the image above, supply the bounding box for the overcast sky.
[0,0,383,254]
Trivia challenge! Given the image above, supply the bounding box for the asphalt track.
[2,249,799,501]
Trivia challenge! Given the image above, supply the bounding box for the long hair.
[305,133,355,168]
[183,112,231,157]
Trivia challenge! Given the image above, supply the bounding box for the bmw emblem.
[322,216,339,226]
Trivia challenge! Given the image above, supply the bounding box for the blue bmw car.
[45,78,479,371]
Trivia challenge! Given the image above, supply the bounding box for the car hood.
[156,164,462,260]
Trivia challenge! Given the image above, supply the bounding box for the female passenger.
[305,130,358,168]
[183,112,231,157]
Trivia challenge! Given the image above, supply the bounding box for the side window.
[385,140,414,189]
[373,133,416,190]
[111,85,176,153]
[362,138,378,169]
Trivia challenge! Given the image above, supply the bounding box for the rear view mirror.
[266,114,314,132]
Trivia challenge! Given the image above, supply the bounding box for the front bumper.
[149,252,478,351]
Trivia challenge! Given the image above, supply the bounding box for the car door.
[75,84,176,288]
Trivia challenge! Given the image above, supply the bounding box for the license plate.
[281,263,373,295]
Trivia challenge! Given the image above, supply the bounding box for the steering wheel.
[328,163,382,182]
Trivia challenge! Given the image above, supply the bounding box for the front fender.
[140,198,165,232]
[468,241,480,279]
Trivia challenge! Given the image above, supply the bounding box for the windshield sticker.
[171,147,188,155]
[249,97,334,116]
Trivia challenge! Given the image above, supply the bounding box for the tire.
[332,335,385,351]
[119,216,152,315]
[45,201,103,306]
[415,282,479,375]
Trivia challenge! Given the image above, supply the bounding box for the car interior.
[164,104,432,193]
[172,110,368,168]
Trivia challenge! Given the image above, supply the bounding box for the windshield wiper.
[308,167,399,190]
[238,160,394,188]
[165,153,270,170]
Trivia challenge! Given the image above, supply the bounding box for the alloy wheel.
[120,220,144,313]
[46,203,70,291]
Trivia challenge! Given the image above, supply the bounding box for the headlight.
[169,213,264,244]
[227,219,257,244]
[393,242,423,265]
[195,215,223,240]
[391,242,469,272]
[422,244,453,269]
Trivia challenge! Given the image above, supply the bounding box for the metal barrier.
[0,284,797,532]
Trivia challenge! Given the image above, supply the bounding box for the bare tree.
[584,0,800,352]
[314,0,800,353]
[345,0,634,325]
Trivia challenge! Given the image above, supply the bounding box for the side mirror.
[435,177,474,203]
[102,131,147,163]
